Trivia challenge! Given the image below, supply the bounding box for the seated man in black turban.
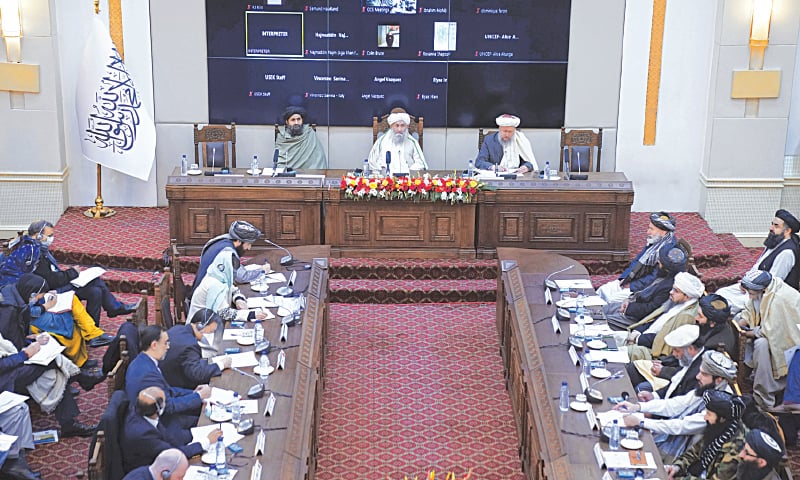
[275,106,327,170]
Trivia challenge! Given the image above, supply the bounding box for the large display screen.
[207,0,571,127]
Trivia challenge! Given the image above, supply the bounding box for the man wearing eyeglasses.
[736,429,785,480]
[160,308,231,390]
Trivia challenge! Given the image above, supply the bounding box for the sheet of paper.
[557,295,607,308]
[588,349,630,364]
[24,333,66,366]
[191,422,243,447]
[602,451,657,470]
[235,308,275,321]
[209,387,236,405]
[200,334,218,359]
[266,272,286,283]
[595,409,626,428]
[0,391,29,415]
[223,329,254,341]
[554,279,594,290]
[70,266,106,288]
[185,466,239,480]
[240,399,259,414]
[212,351,258,368]
[47,291,75,313]
[246,297,277,309]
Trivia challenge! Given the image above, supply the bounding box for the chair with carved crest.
[372,107,424,150]
[478,129,496,150]
[194,123,237,169]
[560,127,602,173]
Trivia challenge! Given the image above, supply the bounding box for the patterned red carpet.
[316,303,524,480]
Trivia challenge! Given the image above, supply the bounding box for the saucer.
[277,307,291,317]
[620,438,644,450]
[187,169,202,176]
[209,410,232,422]
[591,367,612,379]
[201,451,216,464]
[247,169,261,175]
[253,365,274,376]
[574,314,594,325]
[587,339,607,350]
[250,283,270,292]
[237,335,255,346]
[570,401,590,412]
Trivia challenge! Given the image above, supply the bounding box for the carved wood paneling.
[188,208,215,241]
[584,213,611,243]
[344,212,369,240]
[430,213,455,242]
[529,213,578,243]
[277,210,302,241]
[500,212,525,242]
[376,212,424,241]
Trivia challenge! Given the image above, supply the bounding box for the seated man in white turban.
[474,114,538,174]
[275,106,327,170]
[368,112,427,175]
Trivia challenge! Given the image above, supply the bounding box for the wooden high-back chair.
[560,127,602,173]
[194,123,237,169]
[478,128,496,150]
[372,107,424,150]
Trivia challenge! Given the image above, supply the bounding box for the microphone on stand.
[264,238,294,266]
[271,149,279,177]
[544,264,576,290]
[232,367,266,398]
[385,151,391,176]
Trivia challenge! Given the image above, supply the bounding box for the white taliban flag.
[75,16,156,181]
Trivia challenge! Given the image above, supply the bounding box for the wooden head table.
[166,168,632,260]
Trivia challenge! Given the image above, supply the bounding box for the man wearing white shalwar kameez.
[368,112,427,175]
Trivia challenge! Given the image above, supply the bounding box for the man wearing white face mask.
[120,386,222,472]
[0,220,136,327]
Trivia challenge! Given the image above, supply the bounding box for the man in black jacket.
[160,309,231,390]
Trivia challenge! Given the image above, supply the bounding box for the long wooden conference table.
[196,245,665,479]
[166,169,633,261]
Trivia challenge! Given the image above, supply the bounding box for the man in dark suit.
[630,324,705,401]
[125,325,211,442]
[122,448,189,480]
[121,386,220,472]
[161,309,230,390]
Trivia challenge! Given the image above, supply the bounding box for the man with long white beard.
[474,113,537,174]
[367,111,427,175]
[275,106,327,170]
[716,209,800,314]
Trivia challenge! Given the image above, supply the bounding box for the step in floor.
[329,278,497,304]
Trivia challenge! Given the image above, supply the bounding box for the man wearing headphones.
[161,308,231,390]
[190,220,272,296]
[121,386,221,472]
[0,220,136,327]
[122,448,189,480]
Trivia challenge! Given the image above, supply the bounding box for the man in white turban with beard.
[368,111,427,175]
[474,114,538,174]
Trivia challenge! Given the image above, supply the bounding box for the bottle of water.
[543,161,550,180]
[609,419,620,450]
[363,158,369,177]
[180,154,188,176]
[231,392,241,425]
[582,349,591,377]
[259,352,270,380]
[467,159,474,178]
[215,436,227,476]
[559,381,569,412]
[253,320,264,344]
[251,155,259,176]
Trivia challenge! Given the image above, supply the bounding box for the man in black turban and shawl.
[275,106,327,170]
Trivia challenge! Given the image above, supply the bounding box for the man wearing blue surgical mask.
[0,220,137,327]
[120,386,221,473]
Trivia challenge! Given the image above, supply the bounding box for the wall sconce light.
[750,0,773,48]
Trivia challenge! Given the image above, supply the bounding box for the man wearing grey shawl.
[275,106,327,170]
[598,212,678,303]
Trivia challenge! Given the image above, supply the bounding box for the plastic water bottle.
[180,154,188,176]
[609,419,620,450]
[363,158,369,177]
[259,352,270,380]
[582,349,591,377]
[231,392,241,425]
[467,159,474,177]
[253,320,264,344]
[543,161,550,180]
[251,155,259,176]
[559,381,569,412]
[215,436,227,475]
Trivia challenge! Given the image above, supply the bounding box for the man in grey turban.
[474,114,537,174]
[716,208,800,314]
[275,106,327,170]
[615,350,737,463]
[367,110,427,175]
[737,269,800,409]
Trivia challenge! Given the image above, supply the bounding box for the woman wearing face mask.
[0,220,136,327]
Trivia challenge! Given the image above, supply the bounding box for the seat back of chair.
[478,128,496,151]
[170,239,188,323]
[560,127,602,172]
[372,107,424,150]
[193,123,237,169]
[154,267,172,329]
[161,296,175,330]
[88,390,128,480]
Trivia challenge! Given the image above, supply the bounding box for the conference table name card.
[264,393,277,416]
[250,459,263,480]
[280,323,288,342]
[585,406,599,431]
[277,349,286,370]
[579,372,589,392]
[551,314,561,334]
[568,346,579,366]
[254,429,265,456]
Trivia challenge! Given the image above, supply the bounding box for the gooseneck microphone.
[385,151,391,176]
[272,148,279,177]
[544,264,576,290]
[232,367,266,398]
[264,238,294,266]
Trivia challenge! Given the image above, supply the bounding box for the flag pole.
[84,0,116,219]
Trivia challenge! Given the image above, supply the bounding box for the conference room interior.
[3,0,800,479]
